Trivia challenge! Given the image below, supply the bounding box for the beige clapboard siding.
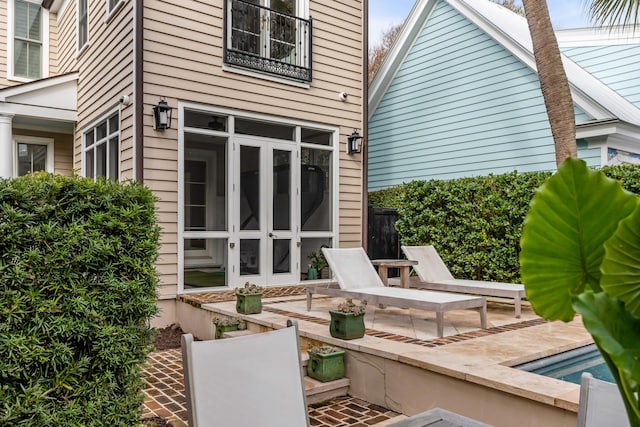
[73,1,134,176]
[53,1,79,75]
[143,0,363,291]
[0,2,8,88]
[48,7,59,76]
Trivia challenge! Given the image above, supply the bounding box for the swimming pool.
[516,344,614,384]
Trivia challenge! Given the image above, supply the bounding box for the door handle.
[268,232,278,238]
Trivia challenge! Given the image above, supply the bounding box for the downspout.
[362,0,369,251]
[134,0,144,183]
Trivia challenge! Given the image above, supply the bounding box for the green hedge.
[371,164,640,283]
[0,173,160,426]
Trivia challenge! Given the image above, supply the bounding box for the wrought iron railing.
[224,0,312,82]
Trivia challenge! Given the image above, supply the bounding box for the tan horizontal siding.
[73,1,134,176]
[141,0,363,294]
[54,1,79,75]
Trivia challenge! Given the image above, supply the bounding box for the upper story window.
[78,0,88,51]
[10,0,47,80]
[107,0,122,14]
[225,0,312,82]
[84,111,120,181]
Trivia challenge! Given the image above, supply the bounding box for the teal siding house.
[368,0,640,191]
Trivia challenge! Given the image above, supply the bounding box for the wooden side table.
[371,259,418,288]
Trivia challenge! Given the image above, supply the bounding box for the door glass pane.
[272,239,290,274]
[231,0,261,55]
[273,149,290,231]
[240,239,260,275]
[301,237,332,280]
[301,148,332,231]
[184,238,228,289]
[240,145,260,231]
[235,118,294,140]
[185,133,228,231]
[301,128,332,146]
[17,143,47,176]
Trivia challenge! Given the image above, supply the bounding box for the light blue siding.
[577,139,602,167]
[368,0,597,191]
[562,45,640,109]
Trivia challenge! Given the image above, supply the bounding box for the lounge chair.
[401,245,526,318]
[577,372,630,427]
[181,319,309,427]
[306,247,486,338]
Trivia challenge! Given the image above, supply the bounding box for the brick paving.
[144,290,544,425]
[141,348,400,427]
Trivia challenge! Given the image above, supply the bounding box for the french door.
[234,137,298,286]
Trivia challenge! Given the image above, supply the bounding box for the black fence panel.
[367,205,400,262]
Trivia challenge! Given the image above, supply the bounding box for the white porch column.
[0,114,14,179]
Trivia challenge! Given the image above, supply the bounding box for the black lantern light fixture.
[153,97,173,130]
[347,129,363,155]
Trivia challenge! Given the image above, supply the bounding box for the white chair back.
[322,247,385,290]
[402,245,455,282]
[181,321,309,427]
[577,372,630,427]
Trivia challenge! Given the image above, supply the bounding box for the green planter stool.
[236,293,262,314]
[214,323,239,339]
[307,347,345,382]
[329,311,365,340]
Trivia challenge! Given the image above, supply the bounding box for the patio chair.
[577,372,630,427]
[306,247,487,338]
[401,245,526,318]
[181,319,309,427]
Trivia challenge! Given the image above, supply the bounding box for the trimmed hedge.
[0,173,160,426]
[370,164,640,283]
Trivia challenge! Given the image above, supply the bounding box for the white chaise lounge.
[306,247,487,338]
[577,372,630,427]
[181,319,309,427]
[401,245,526,318]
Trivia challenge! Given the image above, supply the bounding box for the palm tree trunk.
[522,0,577,166]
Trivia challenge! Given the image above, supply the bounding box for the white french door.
[234,137,298,286]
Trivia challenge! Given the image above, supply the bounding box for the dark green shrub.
[377,165,640,283]
[0,173,160,426]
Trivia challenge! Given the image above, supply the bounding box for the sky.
[369,0,594,47]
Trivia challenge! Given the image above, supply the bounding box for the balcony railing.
[224,0,312,82]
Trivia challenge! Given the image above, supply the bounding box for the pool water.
[516,344,614,384]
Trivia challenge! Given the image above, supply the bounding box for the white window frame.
[105,0,124,22]
[13,135,54,177]
[82,109,121,181]
[7,0,50,82]
[77,0,89,55]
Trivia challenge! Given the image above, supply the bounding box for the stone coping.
[192,295,593,414]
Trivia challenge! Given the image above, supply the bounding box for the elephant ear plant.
[520,158,640,426]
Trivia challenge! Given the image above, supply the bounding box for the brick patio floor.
[142,348,401,427]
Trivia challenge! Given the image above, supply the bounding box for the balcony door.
[235,137,298,286]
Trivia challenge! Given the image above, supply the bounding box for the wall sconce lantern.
[153,98,173,130]
[347,129,363,155]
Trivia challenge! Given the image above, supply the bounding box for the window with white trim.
[107,0,122,14]
[225,0,312,82]
[84,112,120,181]
[14,136,54,176]
[12,0,43,79]
[78,0,88,51]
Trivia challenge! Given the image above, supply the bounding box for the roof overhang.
[369,0,640,127]
[0,72,78,123]
[577,119,640,145]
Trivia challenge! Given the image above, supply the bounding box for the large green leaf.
[602,203,640,317]
[520,158,637,321]
[573,292,640,426]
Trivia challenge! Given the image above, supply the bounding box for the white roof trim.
[0,72,78,121]
[369,0,640,127]
[556,26,640,46]
[369,0,439,115]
